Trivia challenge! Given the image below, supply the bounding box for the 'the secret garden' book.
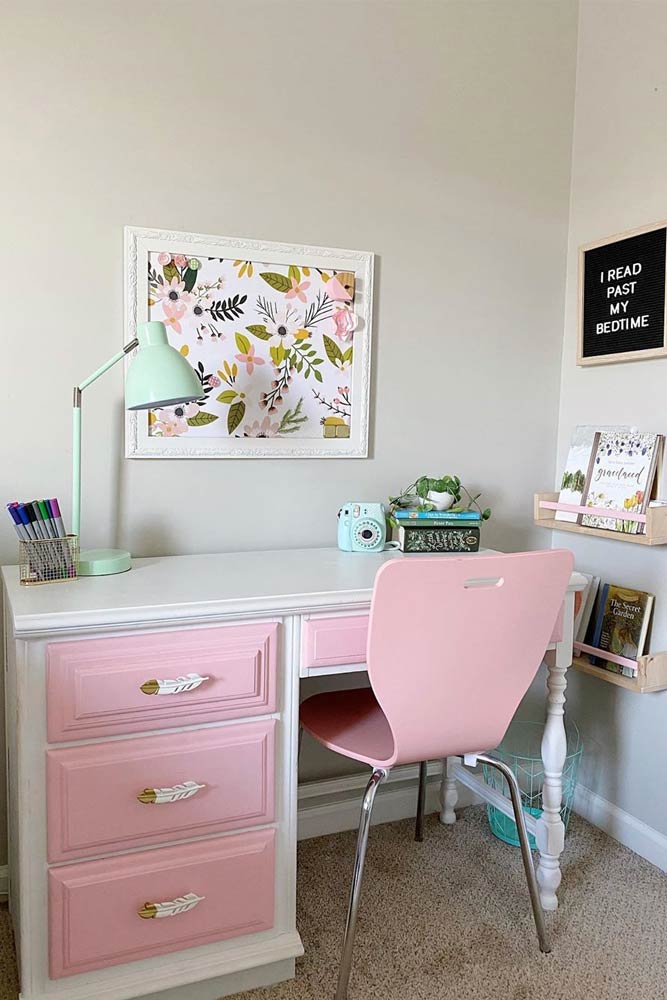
[580,431,663,533]
[594,585,654,676]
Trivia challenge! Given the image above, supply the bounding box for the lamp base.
[79,548,132,577]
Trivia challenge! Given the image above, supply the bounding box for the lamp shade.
[125,321,202,410]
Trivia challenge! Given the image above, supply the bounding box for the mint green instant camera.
[337,502,387,552]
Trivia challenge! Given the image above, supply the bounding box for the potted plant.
[389,474,492,519]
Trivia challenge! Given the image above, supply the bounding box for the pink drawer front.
[48,829,275,978]
[301,615,369,670]
[46,720,275,862]
[47,623,278,742]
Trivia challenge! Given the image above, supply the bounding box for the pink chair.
[300,549,574,1000]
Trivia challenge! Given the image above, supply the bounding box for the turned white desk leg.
[440,757,458,824]
[535,589,575,912]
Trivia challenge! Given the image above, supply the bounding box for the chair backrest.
[366,549,574,767]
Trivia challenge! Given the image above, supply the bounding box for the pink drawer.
[301,615,369,670]
[47,623,278,742]
[48,829,275,978]
[46,720,275,862]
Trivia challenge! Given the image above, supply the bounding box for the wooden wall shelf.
[534,492,667,545]
[571,653,667,693]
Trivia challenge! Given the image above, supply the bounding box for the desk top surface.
[2,546,583,637]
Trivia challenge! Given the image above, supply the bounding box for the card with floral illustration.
[580,431,662,533]
[125,228,373,458]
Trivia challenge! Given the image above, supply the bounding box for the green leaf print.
[260,272,291,293]
[288,265,300,283]
[163,262,179,284]
[216,390,237,403]
[186,411,219,426]
[246,324,271,341]
[227,400,246,434]
[342,346,353,363]
[323,335,344,367]
[235,332,251,355]
[183,267,197,293]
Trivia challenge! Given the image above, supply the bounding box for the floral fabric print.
[147,254,356,439]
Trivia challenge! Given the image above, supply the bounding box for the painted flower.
[156,276,192,308]
[235,342,265,376]
[173,254,188,267]
[205,374,221,389]
[285,277,311,303]
[244,415,280,438]
[162,301,187,335]
[265,307,302,349]
[152,401,198,436]
[332,307,356,342]
[157,252,171,265]
[191,300,210,326]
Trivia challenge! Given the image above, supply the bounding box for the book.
[392,524,480,553]
[574,574,600,644]
[389,515,481,530]
[594,585,654,676]
[556,425,633,522]
[393,509,481,521]
[580,431,662,534]
[587,583,609,666]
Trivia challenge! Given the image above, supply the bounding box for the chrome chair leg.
[415,761,427,842]
[477,753,551,954]
[335,768,388,1000]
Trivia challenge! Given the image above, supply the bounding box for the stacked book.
[389,509,481,553]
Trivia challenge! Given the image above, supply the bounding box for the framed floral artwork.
[124,226,374,458]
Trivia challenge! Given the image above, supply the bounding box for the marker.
[46,498,74,577]
[28,501,48,540]
[37,500,56,538]
[47,499,67,538]
[16,503,37,540]
[6,504,30,542]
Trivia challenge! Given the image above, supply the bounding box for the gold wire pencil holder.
[19,535,79,586]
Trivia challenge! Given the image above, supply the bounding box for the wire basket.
[19,535,79,586]
[483,719,583,849]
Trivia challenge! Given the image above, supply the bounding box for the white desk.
[2,547,585,1000]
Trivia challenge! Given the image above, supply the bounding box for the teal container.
[483,720,583,849]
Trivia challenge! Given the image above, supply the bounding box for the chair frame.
[334,756,550,1000]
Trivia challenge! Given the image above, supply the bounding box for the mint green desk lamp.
[73,321,201,576]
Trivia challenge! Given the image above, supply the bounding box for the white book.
[556,425,633,522]
[575,575,600,644]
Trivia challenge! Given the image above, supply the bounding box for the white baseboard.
[297,762,480,840]
[573,784,667,872]
[0,864,7,900]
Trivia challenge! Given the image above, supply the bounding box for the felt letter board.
[578,222,667,366]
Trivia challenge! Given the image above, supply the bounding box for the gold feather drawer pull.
[140,673,210,696]
[138,892,205,920]
[137,780,206,805]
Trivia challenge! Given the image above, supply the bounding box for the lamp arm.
[71,338,139,538]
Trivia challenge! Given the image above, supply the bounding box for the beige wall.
[0,0,578,863]
[554,0,667,835]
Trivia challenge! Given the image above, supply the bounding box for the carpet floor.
[1,807,666,1000]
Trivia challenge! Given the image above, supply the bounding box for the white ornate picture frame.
[125,226,373,458]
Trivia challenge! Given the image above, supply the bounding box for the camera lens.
[361,529,373,540]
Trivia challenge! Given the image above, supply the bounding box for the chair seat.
[300,689,396,768]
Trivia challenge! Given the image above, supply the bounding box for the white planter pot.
[426,490,455,511]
